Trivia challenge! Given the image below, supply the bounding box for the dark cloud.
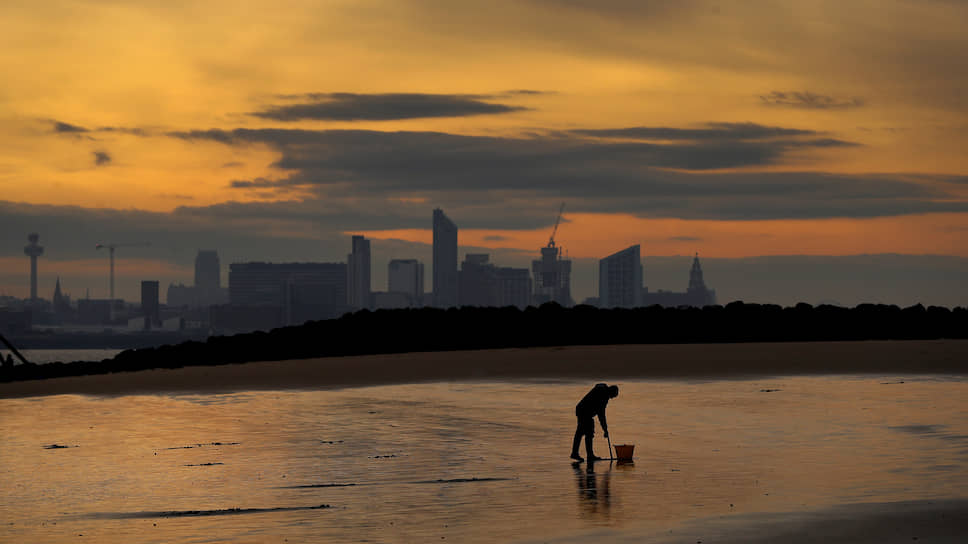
[52,120,89,133]
[484,235,511,241]
[759,91,866,109]
[572,122,818,140]
[250,93,528,121]
[97,126,149,136]
[168,126,967,220]
[92,151,111,166]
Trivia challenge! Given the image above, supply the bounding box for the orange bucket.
[613,444,634,461]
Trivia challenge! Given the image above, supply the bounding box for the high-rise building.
[195,250,220,291]
[194,250,224,307]
[494,267,532,309]
[458,254,497,307]
[432,208,458,308]
[140,280,161,329]
[23,233,44,302]
[532,245,572,307]
[347,235,371,309]
[388,259,424,305]
[599,245,642,308]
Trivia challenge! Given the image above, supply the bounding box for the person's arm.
[598,406,608,438]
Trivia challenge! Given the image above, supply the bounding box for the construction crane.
[95,242,150,300]
[547,202,565,248]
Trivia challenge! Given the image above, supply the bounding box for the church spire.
[688,253,706,293]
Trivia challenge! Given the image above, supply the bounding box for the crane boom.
[548,202,565,248]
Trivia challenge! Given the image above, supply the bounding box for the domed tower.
[24,233,44,302]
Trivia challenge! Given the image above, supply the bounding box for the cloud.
[168,126,967,220]
[92,151,111,166]
[52,120,89,133]
[572,122,818,140]
[97,126,149,136]
[759,91,866,109]
[669,236,702,241]
[250,93,529,121]
[484,235,511,241]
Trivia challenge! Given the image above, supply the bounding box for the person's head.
[608,385,619,398]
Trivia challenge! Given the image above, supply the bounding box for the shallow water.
[1,376,967,543]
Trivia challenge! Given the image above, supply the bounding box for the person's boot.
[570,451,584,462]
[586,443,602,462]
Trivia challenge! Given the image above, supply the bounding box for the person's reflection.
[572,460,611,518]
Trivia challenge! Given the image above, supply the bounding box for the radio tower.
[23,233,44,302]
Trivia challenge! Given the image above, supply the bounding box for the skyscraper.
[195,250,220,290]
[432,208,458,308]
[599,245,642,308]
[194,250,221,306]
[347,235,371,309]
[388,259,424,305]
[141,280,160,330]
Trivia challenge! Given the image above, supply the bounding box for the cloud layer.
[251,93,528,121]
[169,124,965,222]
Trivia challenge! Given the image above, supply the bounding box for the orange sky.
[1,0,967,300]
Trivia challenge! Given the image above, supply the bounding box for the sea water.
[1,376,967,543]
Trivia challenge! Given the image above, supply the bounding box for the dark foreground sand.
[1,339,965,399]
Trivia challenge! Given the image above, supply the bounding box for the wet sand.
[1,339,965,398]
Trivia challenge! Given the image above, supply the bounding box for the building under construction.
[531,204,573,307]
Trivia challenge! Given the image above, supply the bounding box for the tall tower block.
[24,233,44,302]
[432,209,458,308]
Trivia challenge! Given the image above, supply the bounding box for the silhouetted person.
[571,383,619,462]
[2,353,12,369]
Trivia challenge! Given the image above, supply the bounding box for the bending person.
[570,383,619,462]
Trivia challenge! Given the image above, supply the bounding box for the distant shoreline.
[1,339,965,399]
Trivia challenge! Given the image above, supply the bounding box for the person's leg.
[571,422,584,460]
[583,418,602,460]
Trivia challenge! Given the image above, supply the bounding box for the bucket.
[613,444,634,461]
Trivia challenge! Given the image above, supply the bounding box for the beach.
[2,340,967,543]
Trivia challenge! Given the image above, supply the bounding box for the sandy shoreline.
[1,339,966,398]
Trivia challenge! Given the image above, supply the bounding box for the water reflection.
[573,460,612,518]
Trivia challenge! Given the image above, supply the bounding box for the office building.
[599,245,642,308]
[494,267,532,309]
[141,280,161,330]
[229,262,347,307]
[347,235,371,309]
[459,254,498,307]
[388,259,424,306]
[194,250,224,306]
[432,208,458,308]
